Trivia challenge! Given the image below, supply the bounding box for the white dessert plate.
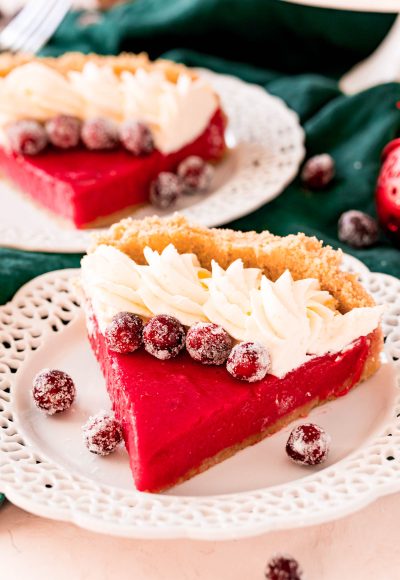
[0,69,304,253]
[0,261,399,540]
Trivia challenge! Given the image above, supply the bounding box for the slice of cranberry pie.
[0,52,226,228]
[80,214,383,492]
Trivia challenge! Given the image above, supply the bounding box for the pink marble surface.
[1,494,399,579]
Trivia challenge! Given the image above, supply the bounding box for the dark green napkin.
[1,0,399,306]
[42,0,395,79]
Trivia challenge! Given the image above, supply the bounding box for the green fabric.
[1,0,400,302]
[43,0,395,78]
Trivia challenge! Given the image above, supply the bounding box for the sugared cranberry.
[81,117,119,150]
[265,555,303,580]
[82,410,123,456]
[301,153,335,190]
[186,322,232,365]
[143,314,185,360]
[120,120,154,155]
[149,172,183,209]
[7,120,48,155]
[46,114,81,149]
[338,209,378,248]
[32,369,75,415]
[177,156,214,194]
[286,423,330,466]
[105,311,143,354]
[226,341,271,383]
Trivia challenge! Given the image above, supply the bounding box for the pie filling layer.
[87,308,373,492]
[0,108,226,228]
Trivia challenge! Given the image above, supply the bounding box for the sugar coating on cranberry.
[7,120,48,155]
[338,209,378,248]
[120,120,154,155]
[186,322,232,365]
[226,341,271,382]
[286,423,330,466]
[149,172,183,209]
[105,311,143,354]
[143,314,185,360]
[81,117,119,150]
[46,115,81,149]
[82,410,122,456]
[265,555,303,580]
[32,369,76,415]
[177,156,214,194]
[301,153,335,190]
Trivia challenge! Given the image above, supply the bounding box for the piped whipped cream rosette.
[81,243,383,378]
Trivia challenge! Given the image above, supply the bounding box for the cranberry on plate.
[177,155,214,194]
[149,172,184,209]
[32,368,76,415]
[7,120,48,155]
[226,341,271,382]
[186,322,232,365]
[82,410,123,456]
[143,314,186,360]
[286,423,330,466]
[105,311,143,354]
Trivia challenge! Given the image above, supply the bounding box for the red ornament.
[376,138,400,247]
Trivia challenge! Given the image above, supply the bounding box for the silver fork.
[0,0,72,54]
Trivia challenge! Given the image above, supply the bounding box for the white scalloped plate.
[0,262,399,540]
[0,70,304,253]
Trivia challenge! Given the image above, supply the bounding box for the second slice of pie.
[0,52,226,228]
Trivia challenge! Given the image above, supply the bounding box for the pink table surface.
[1,493,399,579]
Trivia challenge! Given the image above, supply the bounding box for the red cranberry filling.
[143,314,186,360]
[120,120,154,155]
[46,115,81,149]
[105,311,143,354]
[186,322,232,365]
[286,423,330,465]
[82,410,123,456]
[7,120,48,155]
[227,341,271,382]
[81,117,119,150]
[32,368,76,415]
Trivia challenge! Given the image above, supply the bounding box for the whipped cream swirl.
[203,259,261,339]
[81,245,150,331]
[81,244,382,378]
[0,63,83,123]
[0,62,218,154]
[136,245,209,326]
[69,62,124,122]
